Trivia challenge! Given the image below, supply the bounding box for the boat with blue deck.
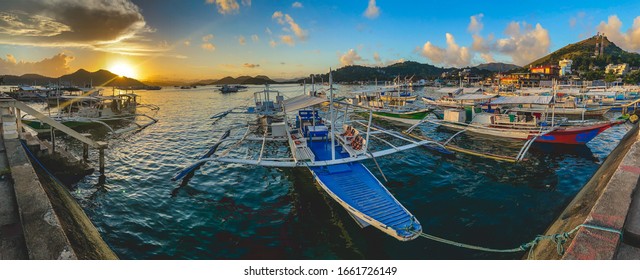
[174,77,441,241]
[297,110,421,240]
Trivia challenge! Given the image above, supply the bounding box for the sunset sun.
[108,62,137,78]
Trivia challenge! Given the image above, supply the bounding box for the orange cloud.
[0,53,74,77]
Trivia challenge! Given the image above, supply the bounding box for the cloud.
[373,52,381,63]
[468,13,484,33]
[480,53,494,63]
[251,34,259,42]
[243,63,259,68]
[422,16,551,66]
[0,0,168,56]
[339,49,364,66]
[272,11,285,24]
[596,15,640,52]
[0,53,73,77]
[420,33,471,67]
[363,0,380,19]
[292,2,303,8]
[201,43,215,51]
[0,11,71,36]
[272,11,308,42]
[184,40,191,46]
[280,35,295,46]
[238,35,246,45]
[494,22,550,65]
[206,0,250,15]
[202,34,214,42]
[568,12,588,29]
[269,39,277,47]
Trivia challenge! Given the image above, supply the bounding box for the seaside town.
[1,2,640,277]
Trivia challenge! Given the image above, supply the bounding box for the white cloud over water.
[0,53,73,76]
[420,33,471,67]
[419,15,551,66]
[339,49,364,66]
[272,11,308,47]
[0,0,171,56]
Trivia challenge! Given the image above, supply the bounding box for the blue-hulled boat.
[175,74,443,241]
[307,139,421,241]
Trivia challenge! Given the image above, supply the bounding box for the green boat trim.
[372,109,432,120]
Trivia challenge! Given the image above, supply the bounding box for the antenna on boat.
[329,68,335,161]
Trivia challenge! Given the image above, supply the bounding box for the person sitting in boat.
[351,135,363,150]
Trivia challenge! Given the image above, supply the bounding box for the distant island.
[0,69,151,89]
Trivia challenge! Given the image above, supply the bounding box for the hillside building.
[559,59,573,76]
[605,63,629,76]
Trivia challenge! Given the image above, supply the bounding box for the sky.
[1,0,640,81]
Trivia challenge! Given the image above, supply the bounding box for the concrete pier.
[1,97,117,260]
[529,120,640,259]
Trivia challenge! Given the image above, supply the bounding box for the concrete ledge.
[621,165,640,247]
[562,126,640,259]
[5,139,77,260]
[528,123,639,259]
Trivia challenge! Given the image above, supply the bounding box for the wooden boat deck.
[306,139,421,241]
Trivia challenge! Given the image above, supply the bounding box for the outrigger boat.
[21,91,159,134]
[347,88,432,125]
[425,95,621,145]
[174,78,446,241]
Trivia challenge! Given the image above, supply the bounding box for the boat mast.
[329,69,335,161]
[551,79,556,127]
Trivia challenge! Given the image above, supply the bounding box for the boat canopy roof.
[453,94,497,101]
[14,86,38,91]
[436,87,463,94]
[55,96,100,100]
[557,88,582,95]
[490,95,553,105]
[462,88,482,94]
[581,91,617,96]
[516,88,551,95]
[282,95,327,112]
[350,87,386,94]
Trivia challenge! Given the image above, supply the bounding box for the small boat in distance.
[219,84,240,93]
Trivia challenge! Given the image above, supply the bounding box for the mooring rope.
[20,140,67,189]
[409,223,622,257]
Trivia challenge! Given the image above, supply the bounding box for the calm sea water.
[42,85,629,259]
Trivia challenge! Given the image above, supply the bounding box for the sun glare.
[109,62,137,78]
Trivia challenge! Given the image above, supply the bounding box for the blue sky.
[1,0,640,80]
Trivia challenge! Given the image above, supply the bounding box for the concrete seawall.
[1,97,117,260]
[529,121,640,259]
[3,138,76,259]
